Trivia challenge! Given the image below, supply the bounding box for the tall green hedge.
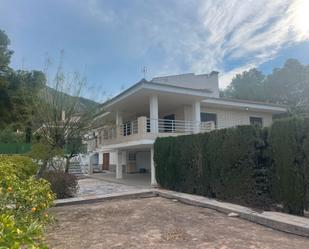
[270,118,309,215]
[154,118,309,215]
[155,126,271,208]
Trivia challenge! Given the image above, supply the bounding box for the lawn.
[45,197,309,249]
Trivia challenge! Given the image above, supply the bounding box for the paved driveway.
[77,177,144,197]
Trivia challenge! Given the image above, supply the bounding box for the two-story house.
[86,72,286,186]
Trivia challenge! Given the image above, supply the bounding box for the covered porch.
[89,143,156,186]
[93,83,215,148]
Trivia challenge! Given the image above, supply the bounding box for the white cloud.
[81,0,309,88]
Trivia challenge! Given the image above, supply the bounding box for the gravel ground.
[46,197,309,249]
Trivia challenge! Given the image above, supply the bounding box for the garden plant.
[0,155,55,248]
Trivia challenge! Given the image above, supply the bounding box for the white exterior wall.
[152,72,219,98]
[157,105,273,129]
[200,106,273,129]
[136,151,150,171]
[159,106,185,120]
[109,152,117,165]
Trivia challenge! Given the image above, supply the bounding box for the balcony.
[95,116,215,148]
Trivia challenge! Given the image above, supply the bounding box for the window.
[250,117,263,126]
[200,112,217,127]
[128,152,136,161]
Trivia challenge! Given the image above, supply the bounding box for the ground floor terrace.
[88,142,156,186]
[46,197,309,249]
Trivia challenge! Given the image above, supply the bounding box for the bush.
[0,155,37,179]
[155,126,271,208]
[0,155,55,248]
[155,120,309,215]
[270,118,309,215]
[43,171,78,199]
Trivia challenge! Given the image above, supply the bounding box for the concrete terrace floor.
[87,171,151,187]
[76,172,151,197]
[46,197,309,249]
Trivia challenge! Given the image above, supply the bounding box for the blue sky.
[1,0,309,102]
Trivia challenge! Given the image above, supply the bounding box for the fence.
[0,143,32,154]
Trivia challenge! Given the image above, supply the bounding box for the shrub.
[155,119,309,216]
[43,171,78,199]
[270,118,309,215]
[0,155,37,179]
[0,155,55,248]
[155,126,271,209]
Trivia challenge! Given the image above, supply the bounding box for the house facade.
[86,72,286,186]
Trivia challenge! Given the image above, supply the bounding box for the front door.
[103,153,110,170]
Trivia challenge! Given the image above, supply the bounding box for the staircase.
[68,161,83,176]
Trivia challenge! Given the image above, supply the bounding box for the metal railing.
[102,127,117,140]
[96,117,215,146]
[147,118,214,134]
[120,119,138,136]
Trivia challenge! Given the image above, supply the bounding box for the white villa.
[85,72,286,186]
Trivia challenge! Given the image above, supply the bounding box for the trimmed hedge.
[270,118,309,215]
[154,118,309,215]
[155,126,271,208]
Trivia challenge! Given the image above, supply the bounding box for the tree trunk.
[65,157,70,173]
[37,160,48,178]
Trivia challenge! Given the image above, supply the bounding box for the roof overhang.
[101,80,211,111]
[98,80,212,119]
[202,98,287,114]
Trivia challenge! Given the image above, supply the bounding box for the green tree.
[223,68,266,101]
[223,59,309,116]
[0,29,13,128]
[32,58,97,175]
[264,59,309,113]
[0,29,46,133]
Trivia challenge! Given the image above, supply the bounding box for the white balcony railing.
[96,117,215,147]
[147,118,214,134]
[120,120,138,136]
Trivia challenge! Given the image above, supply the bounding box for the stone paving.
[77,177,143,197]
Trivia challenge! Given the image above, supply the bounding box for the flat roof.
[100,79,212,109]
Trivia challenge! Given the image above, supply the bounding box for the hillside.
[43,86,99,113]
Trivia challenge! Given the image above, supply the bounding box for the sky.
[1,0,309,102]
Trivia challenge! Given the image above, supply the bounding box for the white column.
[98,152,103,170]
[116,111,123,139]
[150,146,157,186]
[184,105,191,133]
[116,111,123,126]
[192,101,201,133]
[149,95,158,133]
[122,151,127,172]
[88,154,93,175]
[116,150,123,179]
